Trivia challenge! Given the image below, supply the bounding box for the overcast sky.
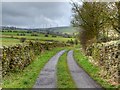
[2,2,73,28]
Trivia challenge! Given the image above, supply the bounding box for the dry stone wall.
[2,41,66,76]
[86,40,120,84]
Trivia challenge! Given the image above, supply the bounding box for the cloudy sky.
[2,2,73,28]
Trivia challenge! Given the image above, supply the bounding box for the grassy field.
[1,37,22,46]
[1,30,74,46]
[3,47,64,88]
[57,50,76,88]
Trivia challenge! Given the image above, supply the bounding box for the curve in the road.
[33,50,66,88]
[67,50,103,89]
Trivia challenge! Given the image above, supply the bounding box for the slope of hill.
[2,26,77,34]
[50,26,76,34]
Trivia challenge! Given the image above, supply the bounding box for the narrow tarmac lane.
[33,50,66,88]
[67,50,103,89]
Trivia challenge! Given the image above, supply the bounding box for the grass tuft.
[57,50,76,88]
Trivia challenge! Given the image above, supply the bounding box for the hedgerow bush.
[20,38,26,43]
[2,41,66,76]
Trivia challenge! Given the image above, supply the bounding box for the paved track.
[33,50,66,88]
[67,50,103,89]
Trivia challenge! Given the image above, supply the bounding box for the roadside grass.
[57,50,76,88]
[73,49,118,89]
[3,47,64,88]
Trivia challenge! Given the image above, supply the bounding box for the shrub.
[17,33,26,36]
[31,33,38,36]
[52,35,57,37]
[20,38,26,43]
[70,39,74,44]
[74,39,78,45]
[44,34,49,37]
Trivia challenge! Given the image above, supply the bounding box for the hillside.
[50,26,76,34]
[2,26,76,34]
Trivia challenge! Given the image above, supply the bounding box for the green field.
[1,30,74,46]
[1,38,22,46]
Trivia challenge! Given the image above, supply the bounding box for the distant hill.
[2,26,77,34]
[50,26,77,34]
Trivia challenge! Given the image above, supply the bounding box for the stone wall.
[86,40,120,85]
[2,41,66,76]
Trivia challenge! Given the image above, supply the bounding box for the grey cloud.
[2,2,72,28]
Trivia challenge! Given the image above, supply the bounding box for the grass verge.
[57,50,76,88]
[3,47,64,88]
[73,49,118,89]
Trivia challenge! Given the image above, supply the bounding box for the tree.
[70,39,74,45]
[71,2,110,50]
[110,2,120,34]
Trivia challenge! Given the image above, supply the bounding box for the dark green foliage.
[20,38,26,43]
[44,34,49,37]
[70,39,74,44]
[74,39,78,45]
[31,33,38,36]
[52,35,57,37]
[26,30,32,33]
[17,33,26,36]
[66,39,74,45]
